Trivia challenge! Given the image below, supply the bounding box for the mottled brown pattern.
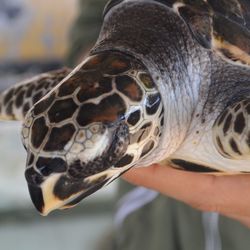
[81,54,106,71]
[103,54,131,75]
[77,94,126,127]
[76,75,112,103]
[48,98,78,123]
[116,75,143,102]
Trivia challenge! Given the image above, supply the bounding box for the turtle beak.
[28,174,67,216]
[27,173,111,216]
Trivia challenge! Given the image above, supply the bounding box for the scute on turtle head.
[21,51,162,215]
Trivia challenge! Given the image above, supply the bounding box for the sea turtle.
[0,0,250,215]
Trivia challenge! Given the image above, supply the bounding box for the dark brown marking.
[15,90,25,108]
[32,91,43,104]
[103,54,131,75]
[77,76,112,103]
[127,110,141,126]
[35,80,46,91]
[3,88,14,105]
[216,136,230,156]
[36,157,67,176]
[141,140,154,158]
[25,168,44,186]
[234,112,245,134]
[234,104,241,112]
[23,102,30,115]
[139,73,155,89]
[81,54,106,71]
[229,138,242,155]
[132,122,153,143]
[116,75,143,102]
[6,100,13,117]
[160,116,164,126]
[44,124,76,152]
[26,84,34,98]
[48,98,78,123]
[27,153,35,166]
[115,154,134,168]
[217,110,228,126]
[246,103,250,114]
[33,93,55,116]
[58,71,112,101]
[43,81,50,89]
[171,159,220,173]
[14,85,23,95]
[77,94,126,127]
[223,113,232,134]
[31,117,49,149]
[146,93,161,115]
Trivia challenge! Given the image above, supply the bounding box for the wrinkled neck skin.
[92,1,211,164]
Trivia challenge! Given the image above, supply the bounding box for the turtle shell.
[104,0,250,66]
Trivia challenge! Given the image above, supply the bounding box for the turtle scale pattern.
[20,52,163,213]
[213,99,250,160]
[0,0,249,214]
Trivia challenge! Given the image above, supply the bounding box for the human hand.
[123,164,250,228]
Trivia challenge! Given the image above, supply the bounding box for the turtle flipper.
[213,99,250,160]
[173,0,250,66]
[0,68,71,121]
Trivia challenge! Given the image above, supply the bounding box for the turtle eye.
[103,0,124,18]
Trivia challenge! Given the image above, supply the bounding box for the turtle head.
[21,52,164,215]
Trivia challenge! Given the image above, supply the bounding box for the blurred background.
[0,0,116,249]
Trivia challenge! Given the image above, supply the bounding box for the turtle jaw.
[28,173,111,216]
[28,174,65,216]
[28,174,94,216]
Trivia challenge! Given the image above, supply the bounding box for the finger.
[122,165,250,217]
